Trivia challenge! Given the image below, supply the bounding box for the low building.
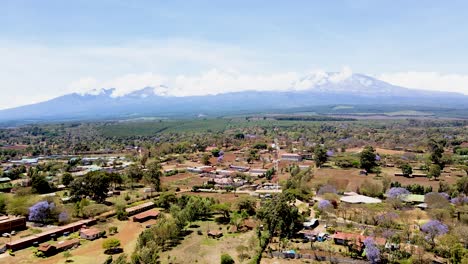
[10,158,38,165]
[401,194,425,204]
[56,238,80,251]
[0,216,26,234]
[280,153,302,162]
[333,232,385,252]
[79,227,102,240]
[38,243,55,256]
[133,210,160,222]
[38,239,80,256]
[6,219,95,251]
[340,194,382,204]
[125,201,155,216]
[249,168,267,177]
[229,165,250,172]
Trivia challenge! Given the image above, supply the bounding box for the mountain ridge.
[1,73,467,123]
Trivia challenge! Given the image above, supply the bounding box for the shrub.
[220,253,235,264]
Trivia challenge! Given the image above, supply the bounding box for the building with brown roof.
[79,227,102,240]
[332,232,385,252]
[37,239,80,256]
[125,201,155,216]
[0,216,26,234]
[132,209,160,222]
[7,219,95,251]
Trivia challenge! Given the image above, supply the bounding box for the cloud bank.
[378,72,468,95]
[1,39,467,109]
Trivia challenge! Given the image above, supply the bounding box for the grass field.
[158,220,258,264]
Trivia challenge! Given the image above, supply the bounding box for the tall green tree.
[70,171,110,203]
[144,161,162,192]
[31,174,51,194]
[126,164,143,188]
[360,146,377,172]
[256,193,303,240]
[314,146,328,168]
[428,138,446,168]
[401,163,413,176]
[427,164,441,181]
[62,172,74,186]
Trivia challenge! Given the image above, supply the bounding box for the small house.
[280,153,302,162]
[56,238,80,252]
[80,227,101,240]
[38,243,55,256]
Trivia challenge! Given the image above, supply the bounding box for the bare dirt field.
[313,167,460,192]
[161,173,206,190]
[346,147,406,155]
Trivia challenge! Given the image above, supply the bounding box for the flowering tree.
[317,200,333,211]
[363,237,380,264]
[424,192,450,208]
[386,187,410,199]
[29,201,55,223]
[375,155,381,161]
[421,220,449,248]
[317,185,337,195]
[58,211,69,223]
[451,196,468,205]
[376,212,398,227]
[326,150,334,157]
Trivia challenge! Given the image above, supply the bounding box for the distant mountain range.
[1,73,467,123]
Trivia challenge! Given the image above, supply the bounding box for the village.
[0,122,467,264]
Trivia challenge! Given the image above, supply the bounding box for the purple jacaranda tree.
[438,192,450,200]
[317,185,337,195]
[217,155,224,163]
[386,187,410,199]
[451,196,468,205]
[421,220,449,248]
[318,200,333,211]
[58,211,69,223]
[364,237,380,264]
[376,212,398,227]
[29,201,55,223]
[326,150,334,157]
[375,155,381,161]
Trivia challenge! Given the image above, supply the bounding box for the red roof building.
[132,209,160,222]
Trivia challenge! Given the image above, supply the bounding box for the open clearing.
[158,220,257,264]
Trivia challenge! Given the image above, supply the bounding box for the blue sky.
[1,0,468,108]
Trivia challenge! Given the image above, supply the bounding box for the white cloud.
[1,39,468,110]
[70,69,302,97]
[378,72,468,95]
[66,67,358,97]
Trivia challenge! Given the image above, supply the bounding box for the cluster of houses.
[3,201,160,256]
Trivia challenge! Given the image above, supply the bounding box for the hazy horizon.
[1,1,468,109]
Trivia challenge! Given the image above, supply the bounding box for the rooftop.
[133,209,160,220]
[126,201,155,213]
[401,194,425,203]
[340,194,382,204]
[80,227,100,236]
